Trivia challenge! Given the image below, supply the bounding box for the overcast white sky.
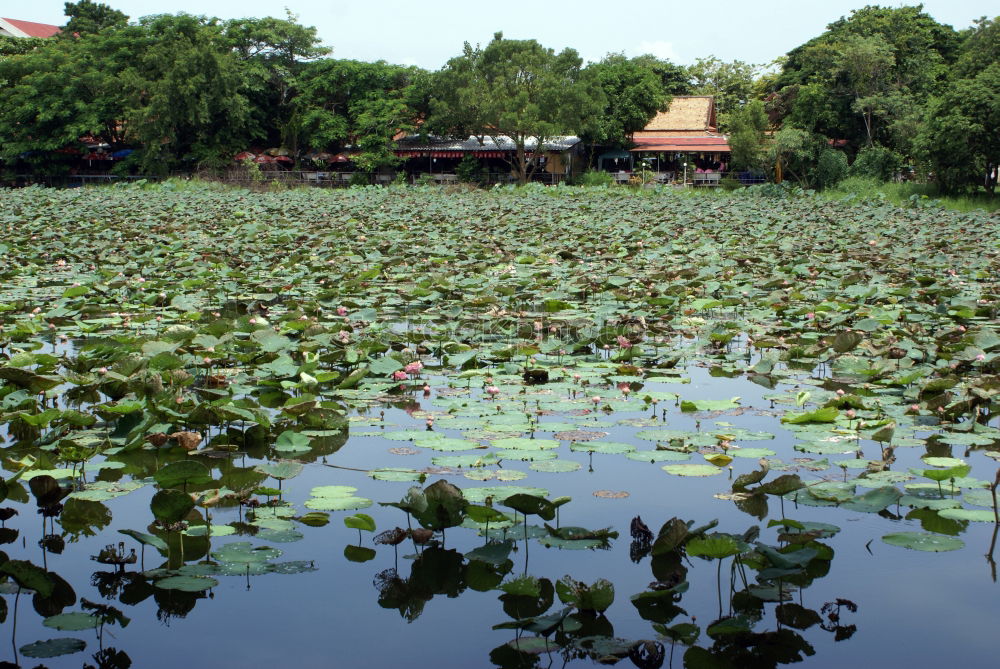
[20,1,998,68]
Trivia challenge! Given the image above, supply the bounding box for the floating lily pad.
[183,524,237,537]
[495,450,558,461]
[530,460,582,473]
[20,638,86,658]
[937,508,997,522]
[431,454,500,468]
[881,532,964,552]
[492,437,559,450]
[729,447,776,458]
[625,450,692,463]
[570,441,636,454]
[662,464,723,477]
[370,468,427,482]
[213,542,282,564]
[413,436,482,451]
[43,613,100,631]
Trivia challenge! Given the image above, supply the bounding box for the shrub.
[349,172,371,187]
[576,170,614,187]
[455,155,483,184]
[720,176,741,191]
[816,150,849,190]
[849,146,903,182]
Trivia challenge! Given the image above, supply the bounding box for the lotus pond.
[0,183,999,668]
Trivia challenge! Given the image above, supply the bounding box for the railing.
[606,170,769,187]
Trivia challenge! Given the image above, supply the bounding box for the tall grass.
[822,176,1000,213]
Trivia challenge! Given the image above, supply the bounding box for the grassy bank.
[820,176,1000,213]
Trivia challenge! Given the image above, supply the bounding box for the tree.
[834,35,896,145]
[0,28,136,161]
[686,57,760,130]
[120,14,260,171]
[223,13,328,152]
[292,59,422,171]
[580,53,670,149]
[426,33,604,184]
[772,5,960,151]
[954,16,1000,79]
[727,100,769,172]
[61,0,128,36]
[915,63,1000,194]
[629,54,690,95]
[768,128,824,186]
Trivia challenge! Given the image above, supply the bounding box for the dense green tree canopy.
[61,0,128,36]
[426,33,604,184]
[292,59,422,171]
[0,1,996,197]
[580,54,672,148]
[916,63,1000,193]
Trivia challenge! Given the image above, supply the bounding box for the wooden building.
[630,96,730,183]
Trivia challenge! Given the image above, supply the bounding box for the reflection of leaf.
[0,559,54,597]
[555,576,614,612]
[149,489,194,524]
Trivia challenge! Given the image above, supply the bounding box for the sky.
[20,0,999,69]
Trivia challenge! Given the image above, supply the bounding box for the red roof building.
[0,18,61,38]
[630,96,730,154]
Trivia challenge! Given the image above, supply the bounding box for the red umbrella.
[233,151,256,161]
[273,155,293,163]
[254,155,275,164]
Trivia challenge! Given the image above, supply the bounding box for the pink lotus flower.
[591,396,601,405]
[909,404,920,412]
[836,389,845,396]
[392,371,408,381]
[98,367,108,375]
[336,306,348,316]
[806,312,815,319]
[404,361,423,375]
[485,385,500,396]
[845,409,856,419]
[616,335,631,349]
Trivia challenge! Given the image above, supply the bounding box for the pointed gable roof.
[641,96,717,133]
[0,18,61,38]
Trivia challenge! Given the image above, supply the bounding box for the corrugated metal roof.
[395,135,580,153]
[0,18,61,38]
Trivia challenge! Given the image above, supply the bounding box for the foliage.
[292,58,420,170]
[686,56,760,130]
[727,100,769,171]
[575,170,614,187]
[454,154,482,184]
[915,63,1000,194]
[425,32,603,184]
[849,145,903,182]
[580,53,670,148]
[816,149,849,189]
[61,0,129,36]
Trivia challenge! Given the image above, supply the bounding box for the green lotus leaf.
[43,613,99,631]
[662,464,723,477]
[882,532,964,552]
[20,638,86,658]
